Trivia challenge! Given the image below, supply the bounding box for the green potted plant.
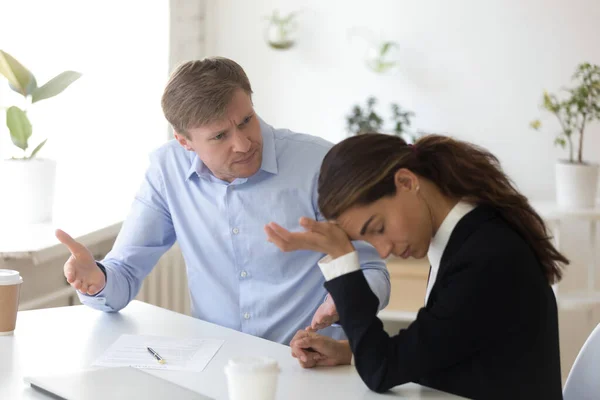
[347,28,400,74]
[531,62,600,208]
[0,50,81,223]
[346,96,419,143]
[365,41,400,74]
[264,10,298,50]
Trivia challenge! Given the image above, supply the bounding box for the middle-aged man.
[55,57,390,344]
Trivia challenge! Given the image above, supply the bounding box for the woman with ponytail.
[265,133,566,399]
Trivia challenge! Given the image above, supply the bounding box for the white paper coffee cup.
[0,269,23,335]
[224,356,280,400]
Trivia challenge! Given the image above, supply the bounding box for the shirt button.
[244,313,250,320]
[240,271,248,278]
[232,227,240,234]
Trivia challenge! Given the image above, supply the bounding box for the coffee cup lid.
[0,269,23,286]
[225,356,280,374]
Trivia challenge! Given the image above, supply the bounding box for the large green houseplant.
[530,62,600,208]
[0,50,81,223]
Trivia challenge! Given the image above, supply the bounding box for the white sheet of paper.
[93,334,224,372]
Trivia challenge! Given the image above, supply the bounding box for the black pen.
[147,346,166,364]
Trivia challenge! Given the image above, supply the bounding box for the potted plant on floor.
[531,62,600,208]
[0,50,81,223]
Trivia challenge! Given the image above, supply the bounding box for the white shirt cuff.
[351,354,355,366]
[318,251,360,281]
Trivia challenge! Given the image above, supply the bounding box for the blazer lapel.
[426,205,499,305]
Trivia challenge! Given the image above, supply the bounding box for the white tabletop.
[0,301,464,400]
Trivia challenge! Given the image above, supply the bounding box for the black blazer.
[325,205,562,400]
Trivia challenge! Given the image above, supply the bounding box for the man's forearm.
[362,267,391,311]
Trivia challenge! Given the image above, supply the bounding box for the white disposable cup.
[224,356,280,400]
[0,269,23,335]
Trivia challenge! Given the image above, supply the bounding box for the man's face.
[175,89,263,182]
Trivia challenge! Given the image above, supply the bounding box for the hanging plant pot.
[365,41,400,74]
[264,10,298,51]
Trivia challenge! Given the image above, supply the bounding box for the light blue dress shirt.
[79,118,390,344]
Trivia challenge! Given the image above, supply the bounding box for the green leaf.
[6,106,32,151]
[9,74,37,96]
[0,50,36,96]
[374,61,397,72]
[554,137,566,148]
[542,91,559,113]
[32,71,82,103]
[380,41,396,56]
[28,138,47,159]
[530,120,541,130]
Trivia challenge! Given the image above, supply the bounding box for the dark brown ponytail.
[318,133,567,284]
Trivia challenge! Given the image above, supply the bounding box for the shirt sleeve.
[77,155,176,312]
[318,251,361,280]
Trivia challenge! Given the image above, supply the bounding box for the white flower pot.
[0,158,57,224]
[555,161,599,208]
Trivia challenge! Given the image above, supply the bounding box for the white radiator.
[135,242,191,316]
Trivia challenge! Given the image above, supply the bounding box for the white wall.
[206,0,600,202]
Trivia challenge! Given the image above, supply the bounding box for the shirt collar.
[427,200,476,270]
[185,153,208,181]
[185,116,278,181]
[258,118,278,175]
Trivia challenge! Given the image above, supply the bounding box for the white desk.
[0,301,464,400]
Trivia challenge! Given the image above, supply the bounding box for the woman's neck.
[421,180,459,237]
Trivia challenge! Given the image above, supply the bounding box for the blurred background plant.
[530,62,600,164]
[264,10,298,50]
[0,49,81,159]
[346,96,419,143]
